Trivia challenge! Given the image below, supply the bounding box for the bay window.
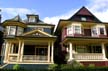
[7,26,16,36]
[67,24,81,36]
[92,25,106,37]
[17,27,23,35]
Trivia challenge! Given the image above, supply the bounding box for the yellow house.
[2,14,56,64]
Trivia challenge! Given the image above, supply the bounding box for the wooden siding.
[81,61,108,66]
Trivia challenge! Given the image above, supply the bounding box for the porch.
[66,40,108,61]
[3,39,54,64]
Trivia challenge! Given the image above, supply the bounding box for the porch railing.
[74,53,103,60]
[23,55,48,61]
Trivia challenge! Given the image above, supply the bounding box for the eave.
[2,21,27,28]
[62,36,108,45]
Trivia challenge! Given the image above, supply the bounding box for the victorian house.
[55,7,108,66]
[2,14,56,64]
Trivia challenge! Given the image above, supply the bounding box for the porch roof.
[62,36,108,44]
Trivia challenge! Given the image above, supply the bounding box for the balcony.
[74,53,103,60]
[23,55,48,62]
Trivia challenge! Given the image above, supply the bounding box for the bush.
[13,64,20,70]
[88,64,95,68]
[48,64,58,71]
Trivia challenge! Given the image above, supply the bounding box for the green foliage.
[13,64,20,70]
[48,64,58,71]
[88,64,95,68]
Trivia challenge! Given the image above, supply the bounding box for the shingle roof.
[11,15,22,22]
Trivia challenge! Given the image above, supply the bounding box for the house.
[1,14,56,65]
[55,6,108,66]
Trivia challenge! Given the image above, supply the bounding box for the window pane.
[9,26,16,35]
[17,27,23,35]
[29,17,36,22]
[81,17,86,21]
[100,28,104,35]
[92,28,97,35]
[75,26,80,34]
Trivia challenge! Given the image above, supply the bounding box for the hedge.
[1,67,108,71]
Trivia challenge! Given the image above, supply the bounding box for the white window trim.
[67,23,81,36]
[92,25,106,37]
[7,26,16,36]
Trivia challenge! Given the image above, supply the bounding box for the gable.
[22,30,53,37]
[69,6,101,23]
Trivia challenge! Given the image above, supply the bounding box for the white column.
[51,41,54,63]
[20,41,24,62]
[48,42,50,62]
[68,42,73,61]
[4,42,9,63]
[11,44,14,53]
[102,43,107,60]
[7,42,11,62]
[17,41,22,62]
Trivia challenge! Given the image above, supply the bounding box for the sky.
[1,0,108,27]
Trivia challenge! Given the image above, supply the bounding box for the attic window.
[81,17,86,21]
[29,17,36,22]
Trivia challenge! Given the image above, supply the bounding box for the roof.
[68,6,101,23]
[55,6,103,35]
[11,15,22,22]
[2,15,26,28]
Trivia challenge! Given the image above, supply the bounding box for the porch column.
[11,44,14,53]
[48,42,50,62]
[17,41,22,62]
[20,41,24,62]
[4,42,9,63]
[51,41,54,63]
[68,42,73,61]
[7,42,12,62]
[102,43,107,60]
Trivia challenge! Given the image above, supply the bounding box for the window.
[67,26,72,35]
[92,27,97,35]
[99,28,104,35]
[17,27,23,35]
[75,45,89,53]
[9,26,16,35]
[74,26,81,34]
[29,17,36,22]
[81,17,86,21]
[90,45,102,53]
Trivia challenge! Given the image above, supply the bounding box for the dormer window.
[27,14,39,23]
[81,17,86,21]
[29,16,36,22]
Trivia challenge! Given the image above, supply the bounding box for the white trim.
[101,43,107,60]
[77,60,108,62]
[51,41,54,63]
[91,24,106,37]
[68,42,73,61]
[48,42,50,62]
[27,25,52,28]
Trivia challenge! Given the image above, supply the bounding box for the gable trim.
[22,30,53,37]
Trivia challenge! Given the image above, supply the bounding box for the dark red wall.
[80,61,108,67]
